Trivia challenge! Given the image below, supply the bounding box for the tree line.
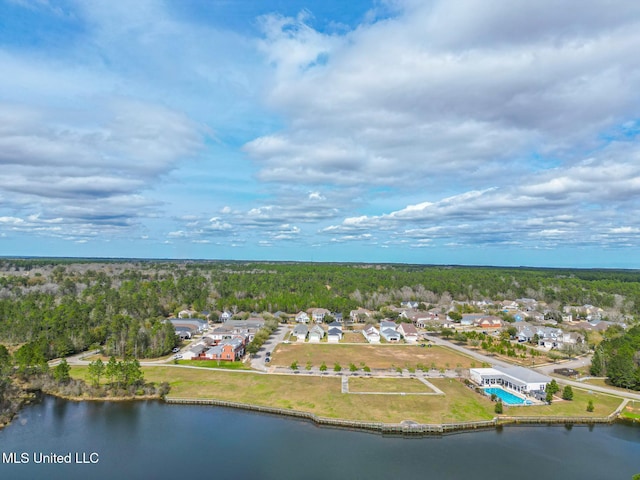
[590,325,640,390]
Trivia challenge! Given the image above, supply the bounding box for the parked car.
[266,352,271,357]
[265,358,271,363]
[174,354,182,359]
[172,347,180,353]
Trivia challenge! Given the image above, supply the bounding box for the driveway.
[251,324,290,371]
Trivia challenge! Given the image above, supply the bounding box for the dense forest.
[0,258,638,406]
[0,259,639,364]
[590,325,640,390]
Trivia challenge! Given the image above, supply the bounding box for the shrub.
[562,385,574,401]
[494,401,503,414]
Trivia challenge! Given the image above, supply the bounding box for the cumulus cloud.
[247,0,640,191]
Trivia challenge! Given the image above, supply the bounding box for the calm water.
[0,396,639,480]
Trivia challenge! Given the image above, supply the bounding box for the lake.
[0,396,639,479]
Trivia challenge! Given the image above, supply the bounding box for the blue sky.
[1,0,640,268]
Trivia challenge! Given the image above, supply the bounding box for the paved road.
[251,324,290,371]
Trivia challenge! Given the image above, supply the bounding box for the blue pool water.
[485,387,532,405]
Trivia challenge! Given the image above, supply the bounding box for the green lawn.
[68,365,624,424]
[348,377,435,393]
[503,387,623,418]
[176,360,251,370]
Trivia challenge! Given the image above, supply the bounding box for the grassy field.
[176,360,252,370]
[503,387,623,417]
[271,344,476,370]
[68,364,624,424]
[341,332,368,343]
[620,402,640,420]
[348,377,434,393]
[70,365,494,423]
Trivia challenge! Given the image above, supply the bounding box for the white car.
[174,354,183,359]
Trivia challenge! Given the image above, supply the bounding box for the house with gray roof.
[381,328,400,342]
[327,327,343,343]
[308,324,325,343]
[292,324,308,342]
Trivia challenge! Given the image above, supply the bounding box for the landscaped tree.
[87,359,105,387]
[334,363,342,372]
[106,356,119,386]
[122,359,144,387]
[290,360,298,370]
[562,385,574,401]
[547,379,560,395]
[587,399,595,412]
[349,363,357,372]
[52,359,71,384]
[545,390,553,404]
[494,401,503,414]
[319,362,327,372]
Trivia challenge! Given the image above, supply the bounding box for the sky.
[1,0,640,268]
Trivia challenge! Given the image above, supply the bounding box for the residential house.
[311,308,331,323]
[178,309,197,319]
[397,323,419,343]
[308,325,325,343]
[292,324,309,342]
[381,327,401,342]
[350,308,372,323]
[362,325,380,344]
[327,327,343,343]
[475,316,504,330]
[332,312,344,323]
[296,311,310,324]
[220,311,233,323]
[185,343,207,360]
[202,338,245,361]
[169,318,208,334]
[380,320,397,331]
[401,301,419,309]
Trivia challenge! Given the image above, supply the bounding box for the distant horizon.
[1,254,639,272]
[1,1,639,268]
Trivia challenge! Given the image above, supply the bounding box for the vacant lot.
[271,343,476,370]
[70,365,495,423]
[69,366,625,424]
[348,377,434,394]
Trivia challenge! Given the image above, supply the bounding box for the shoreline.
[1,387,634,437]
[163,396,628,437]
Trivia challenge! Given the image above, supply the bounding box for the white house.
[327,327,343,343]
[311,308,331,323]
[470,366,551,394]
[308,325,325,343]
[362,325,380,344]
[296,311,310,323]
[292,324,308,342]
[397,323,419,343]
[381,328,400,342]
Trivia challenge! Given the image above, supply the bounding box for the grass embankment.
[502,388,623,418]
[271,344,475,370]
[71,366,493,424]
[620,403,640,421]
[175,360,251,370]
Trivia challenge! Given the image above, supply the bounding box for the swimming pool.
[484,387,532,405]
